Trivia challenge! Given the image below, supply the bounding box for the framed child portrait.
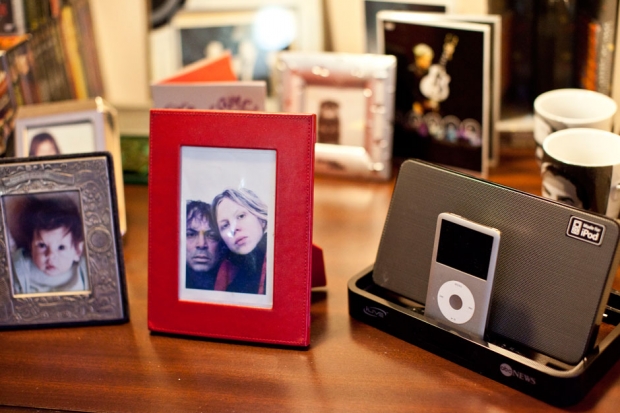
[0,153,128,329]
[148,109,316,347]
[12,98,127,235]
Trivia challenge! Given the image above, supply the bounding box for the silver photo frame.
[0,153,127,329]
[275,51,396,180]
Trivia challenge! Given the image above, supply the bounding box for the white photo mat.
[179,146,276,308]
[24,122,96,155]
[15,111,105,158]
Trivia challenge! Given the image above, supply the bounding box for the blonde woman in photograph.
[212,188,268,295]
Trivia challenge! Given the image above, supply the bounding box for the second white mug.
[533,88,617,160]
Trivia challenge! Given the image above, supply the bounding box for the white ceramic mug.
[534,88,617,161]
[541,128,620,219]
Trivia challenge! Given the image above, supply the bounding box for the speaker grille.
[373,160,620,364]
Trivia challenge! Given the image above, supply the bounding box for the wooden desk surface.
[1,147,620,412]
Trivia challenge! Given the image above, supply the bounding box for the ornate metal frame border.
[0,153,127,328]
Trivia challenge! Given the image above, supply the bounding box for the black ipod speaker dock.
[349,267,620,407]
[372,159,620,366]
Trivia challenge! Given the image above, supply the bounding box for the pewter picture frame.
[0,153,128,329]
[275,51,396,180]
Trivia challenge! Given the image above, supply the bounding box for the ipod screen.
[436,219,494,279]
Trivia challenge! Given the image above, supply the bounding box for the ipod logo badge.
[570,219,582,236]
[566,216,605,246]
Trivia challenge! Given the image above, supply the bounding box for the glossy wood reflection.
[1,146,620,413]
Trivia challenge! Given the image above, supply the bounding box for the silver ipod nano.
[424,212,500,340]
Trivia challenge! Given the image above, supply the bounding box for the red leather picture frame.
[148,109,316,347]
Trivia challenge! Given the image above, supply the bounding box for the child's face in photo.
[31,227,83,277]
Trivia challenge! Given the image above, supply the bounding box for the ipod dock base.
[348,266,620,407]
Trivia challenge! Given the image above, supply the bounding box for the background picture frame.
[182,0,324,52]
[0,153,128,329]
[172,10,272,84]
[363,0,453,53]
[150,0,324,87]
[275,51,396,180]
[13,98,127,235]
[148,109,316,346]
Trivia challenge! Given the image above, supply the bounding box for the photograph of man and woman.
[179,146,275,309]
[3,191,89,296]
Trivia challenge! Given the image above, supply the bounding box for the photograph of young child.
[4,191,89,295]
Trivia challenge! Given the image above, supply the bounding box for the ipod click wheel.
[424,212,500,340]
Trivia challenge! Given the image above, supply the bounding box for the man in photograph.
[185,200,225,290]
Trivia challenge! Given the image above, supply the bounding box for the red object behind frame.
[148,109,316,346]
[159,52,237,83]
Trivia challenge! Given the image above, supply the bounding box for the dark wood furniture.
[1,147,619,412]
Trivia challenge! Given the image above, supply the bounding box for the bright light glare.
[252,6,297,51]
